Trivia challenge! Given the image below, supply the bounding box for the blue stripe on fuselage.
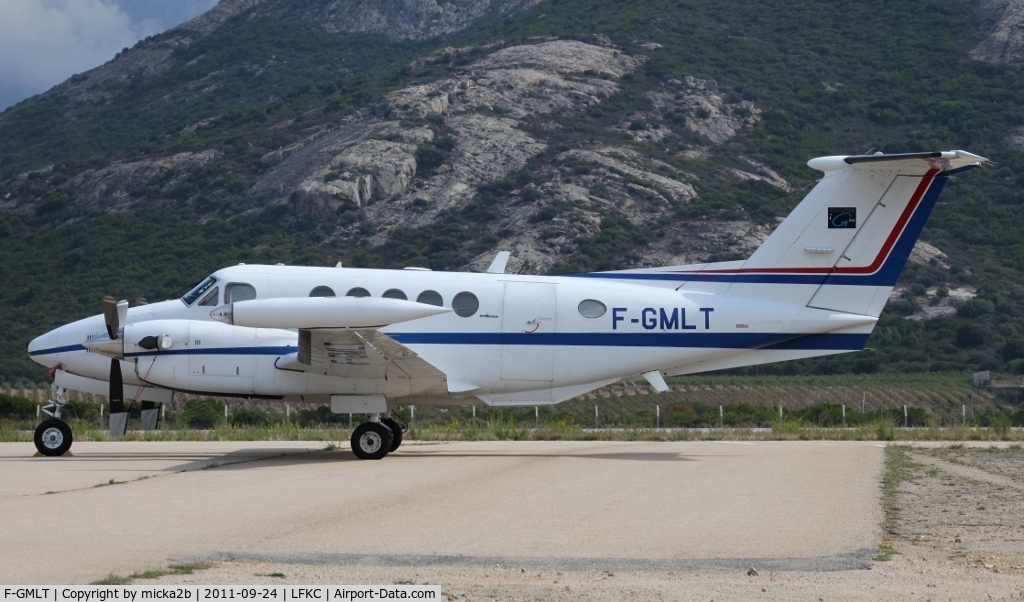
[28,343,86,356]
[387,332,869,350]
[29,333,869,357]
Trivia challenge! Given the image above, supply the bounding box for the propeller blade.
[102,296,118,339]
[116,299,128,331]
[101,296,130,340]
[108,358,127,436]
[109,359,124,410]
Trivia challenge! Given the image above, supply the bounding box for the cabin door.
[500,282,555,382]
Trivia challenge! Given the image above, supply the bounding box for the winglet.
[486,251,511,274]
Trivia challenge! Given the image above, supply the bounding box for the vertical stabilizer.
[720,151,985,313]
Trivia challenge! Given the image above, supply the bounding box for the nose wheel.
[350,421,393,460]
[34,418,73,456]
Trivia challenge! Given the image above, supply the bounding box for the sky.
[0,0,218,111]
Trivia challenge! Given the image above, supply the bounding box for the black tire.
[34,418,72,457]
[381,417,403,452]
[350,422,392,460]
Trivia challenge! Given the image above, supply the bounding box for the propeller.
[102,296,128,339]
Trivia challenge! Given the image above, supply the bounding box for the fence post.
[595,405,599,429]
[535,406,539,429]
[411,405,415,424]
[286,404,290,423]
[861,391,865,414]
[472,405,476,419]
[962,404,966,427]
[971,391,974,418]
[349,413,352,428]
[779,405,783,420]
[656,404,660,429]
[100,403,104,430]
[36,405,40,425]
[161,404,165,430]
[842,404,846,428]
[904,404,908,428]
[719,405,723,429]
[224,403,228,426]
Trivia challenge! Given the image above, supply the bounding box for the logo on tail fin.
[828,207,857,229]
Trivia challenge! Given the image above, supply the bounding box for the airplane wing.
[283,328,449,396]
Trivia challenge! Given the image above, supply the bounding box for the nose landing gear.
[34,386,72,457]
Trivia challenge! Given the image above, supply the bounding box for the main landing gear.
[350,413,405,460]
[34,386,72,456]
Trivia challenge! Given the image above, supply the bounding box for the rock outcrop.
[971,0,1024,65]
[0,150,222,216]
[2,37,774,275]
[252,40,646,232]
[0,0,543,119]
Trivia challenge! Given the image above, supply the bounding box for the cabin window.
[382,289,407,300]
[226,283,257,303]
[578,299,607,319]
[417,290,443,306]
[182,276,217,306]
[197,287,220,307]
[310,286,335,297]
[452,292,479,317]
[346,287,371,297]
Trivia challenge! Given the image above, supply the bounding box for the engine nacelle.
[124,320,296,395]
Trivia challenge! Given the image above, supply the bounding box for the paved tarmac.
[0,440,884,584]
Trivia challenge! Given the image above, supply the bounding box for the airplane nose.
[27,330,58,367]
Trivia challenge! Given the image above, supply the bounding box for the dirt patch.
[897,444,1024,576]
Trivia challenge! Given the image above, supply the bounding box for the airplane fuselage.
[27,263,874,407]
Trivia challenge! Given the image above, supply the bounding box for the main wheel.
[350,422,392,460]
[381,417,403,452]
[34,418,72,457]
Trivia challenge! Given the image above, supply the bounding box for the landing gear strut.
[34,386,72,456]
[381,415,404,452]
[350,416,392,460]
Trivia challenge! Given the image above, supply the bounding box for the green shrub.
[295,405,348,427]
[181,399,223,429]
[230,407,273,426]
[0,394,36,419]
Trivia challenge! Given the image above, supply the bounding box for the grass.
[91,562,214,585]
[876,444,916,561]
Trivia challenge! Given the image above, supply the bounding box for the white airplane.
[27,150,985,459]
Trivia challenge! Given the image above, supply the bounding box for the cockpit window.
[198,286,220,307]
[226,283,257,303]
[182,276,218,306]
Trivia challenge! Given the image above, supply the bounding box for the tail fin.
[708,151,985,314]
[582,151,986,316]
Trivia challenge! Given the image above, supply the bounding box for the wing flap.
[300,328,448,394]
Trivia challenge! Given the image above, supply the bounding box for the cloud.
[0,0,161,110]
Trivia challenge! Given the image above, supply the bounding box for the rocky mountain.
[1,0,1024,383]
[971,0,1024,65]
